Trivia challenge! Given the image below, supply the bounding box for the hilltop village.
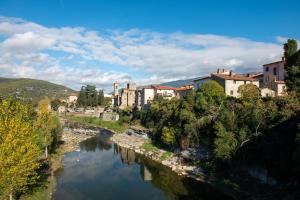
[113,57,286,110]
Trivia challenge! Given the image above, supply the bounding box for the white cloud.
[0,16,292,92]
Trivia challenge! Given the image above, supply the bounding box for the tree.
[214,122,237,160]
[238,83,260,100]
[77,86,87,107]
[284,39,297,61]
[36,98,53,158]
[284,39,300,98]
[50,99,62,111]
[161,126,177,147]
[0,98,40,200]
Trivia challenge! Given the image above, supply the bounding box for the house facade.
[211,69,259,97]
[152,85,177,100]
[262,58,287,96]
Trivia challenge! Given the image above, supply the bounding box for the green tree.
[161,126,177,147]
[77,86,87,107]
[50,98,62,111]
[214,121,237,160]
[35,98,53,158]
[0,98,41,200]
[238,83,260,100]
[284,39,300,98]
[284,39,297,61]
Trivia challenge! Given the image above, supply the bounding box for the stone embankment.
[111,133,206,181]
[61,127,98,153]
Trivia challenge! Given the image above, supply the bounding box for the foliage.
[50,99,63,111]
[0,98,41,199]
[214,122,237,160]
[237,83,260,100]
[77,85,105,107]
[284,39,300,98]
[35,98,62,158]
[161,126,178,147]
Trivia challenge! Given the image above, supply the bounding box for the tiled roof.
[176,84,194,91]
[263,60,285,67]
[212,73,258,81]
[275,80,285,84]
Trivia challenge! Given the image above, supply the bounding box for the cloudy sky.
[0,0,299,92]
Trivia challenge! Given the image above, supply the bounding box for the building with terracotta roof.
[262,57,287,96]
[211,69,260,97]
[175,84,194,99]
[140,85,178,108]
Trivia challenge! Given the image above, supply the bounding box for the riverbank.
[111,133,205,181]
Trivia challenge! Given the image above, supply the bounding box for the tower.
[114,81,119,97]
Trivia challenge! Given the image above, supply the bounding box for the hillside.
[160,78,194,88]
[0,77,77,105]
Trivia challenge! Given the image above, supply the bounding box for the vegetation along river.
[54,129,233,200]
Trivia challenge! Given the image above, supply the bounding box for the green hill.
[0,77,77,105]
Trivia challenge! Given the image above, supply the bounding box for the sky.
[0,0,299,92]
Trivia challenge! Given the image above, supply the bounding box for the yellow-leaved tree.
[0,98,41,200]
[35,98,54,158]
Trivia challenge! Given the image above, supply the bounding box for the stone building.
[113,81,137,109]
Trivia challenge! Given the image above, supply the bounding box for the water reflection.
[55,131,232,200]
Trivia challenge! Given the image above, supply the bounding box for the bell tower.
[114,81,119,97]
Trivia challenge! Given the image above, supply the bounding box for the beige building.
[211,69,260,97]
[152,85,177,100]
[140,85,178,108]
[262,58,287,96]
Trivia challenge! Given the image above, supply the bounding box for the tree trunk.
[9,191,13,200]
[45,146,48,158]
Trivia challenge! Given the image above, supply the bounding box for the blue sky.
[0,0,299,91]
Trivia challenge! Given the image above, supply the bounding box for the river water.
[54,130,232,200]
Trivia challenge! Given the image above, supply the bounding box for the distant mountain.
[159,78,194,88]
[0,77,76,105]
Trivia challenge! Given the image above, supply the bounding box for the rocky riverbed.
[111,133,206,182]
[61,127,99,153]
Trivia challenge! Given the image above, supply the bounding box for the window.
[244,81,246,84]
[233,80,236,84]
[266,67,269,72]
[230,90,233,95]
[273,67,277,75]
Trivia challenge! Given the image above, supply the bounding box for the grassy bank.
[64,115,127,133]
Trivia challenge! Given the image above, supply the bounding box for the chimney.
[282,56,285,61]
[247,73,251,77]
[222,68,225,72]
[229,70,233,76]
[217,68,220,74]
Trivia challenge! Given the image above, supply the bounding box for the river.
[54,129,233,200]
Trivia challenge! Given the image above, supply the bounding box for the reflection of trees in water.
[80,134,112,152]
[139,157,188,200]
[139,157,233,200]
